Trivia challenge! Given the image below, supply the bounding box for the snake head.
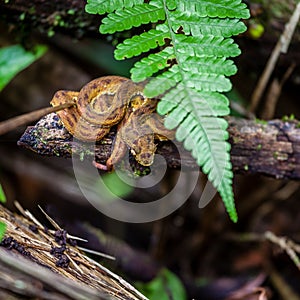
[130,135,157,166]
[134,151,156,166]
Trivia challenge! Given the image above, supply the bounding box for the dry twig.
[250,2,300,113]
[0,203,148,300]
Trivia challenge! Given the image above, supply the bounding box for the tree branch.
[17,113,300,180]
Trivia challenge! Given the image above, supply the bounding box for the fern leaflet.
[86,0,144,14]
[85,0,250,222]
[100,3,165,33]
[115,24,170,59]
[144,65,182,97]
[131,47,175,82]
[174,0,249,18]
[175,35,241,58]
[181,57,237,76]
[170,14,247,37]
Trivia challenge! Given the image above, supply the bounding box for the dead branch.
[17,113,300,180]
[0,203,147,300]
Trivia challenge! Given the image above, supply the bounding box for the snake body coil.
[50,76,174,169]
[51,76,130,141]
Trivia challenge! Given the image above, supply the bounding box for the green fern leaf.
[130,47,175,82]
[158,90,230,117]
[175,0,250,19]
[144,65,182,97]
[181,57,237,76]
[85,0,143,14]
[166,0,176,10]
[100,3,165,34]
[170,13,247,37]
[185,73,232,92]
[115,24,170,59]
[157,84,237,222]
[175,35,241,58]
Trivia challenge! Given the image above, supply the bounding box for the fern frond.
[130,47,175,82]
[115,24,170,59]
[86,0,143,14]
[175,0,250,19]
[170,13,247,37]
[85,0,250,222]
[100,3,165,34]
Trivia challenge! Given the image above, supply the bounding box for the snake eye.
[130,149,137,156]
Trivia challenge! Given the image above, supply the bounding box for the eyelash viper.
[50,76,174,170]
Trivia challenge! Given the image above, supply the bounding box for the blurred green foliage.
[0,222,6,241]
[0,184,6,241]
[0,183,6,203]
[136,269,187,300]
[0,44,47,91]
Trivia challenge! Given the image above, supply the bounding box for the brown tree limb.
[0,103,74,136]
[17,113,300,180]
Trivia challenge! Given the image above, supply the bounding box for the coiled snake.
[50,76,174,170]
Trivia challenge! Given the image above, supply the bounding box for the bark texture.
[17,113,300,180]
